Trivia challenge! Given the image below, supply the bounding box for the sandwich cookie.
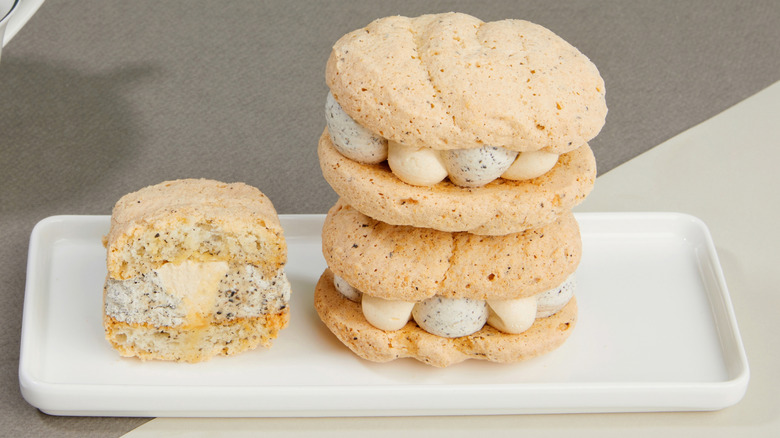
[320,12,604,233]
[316,200,580,366]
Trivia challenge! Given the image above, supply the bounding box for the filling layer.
[325,92,560,188]
[105,260,290,328]
[333,274,575,338]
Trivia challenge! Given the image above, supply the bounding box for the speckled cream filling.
[325,92,560,188]
[105,264,291,328]
[333,274,575,338]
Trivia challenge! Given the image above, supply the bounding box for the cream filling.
[333,274,362,302]
[486,296,538,334]
[387,140,448,186]
[501,150,560,181]
[361,294,416,331]
[326,96,560,187]
[325,92,388,164]
[105,262,291,328]
[333,276,575,337]
[155,260,229,326]
[441,146,518,187]
[536,275,576,318]
[412,296,488,338]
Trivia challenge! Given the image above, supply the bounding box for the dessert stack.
[103,179,291,363]
[314,13,606,367]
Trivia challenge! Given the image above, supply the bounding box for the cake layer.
[105,179,286,280]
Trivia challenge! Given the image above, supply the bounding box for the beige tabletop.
[2,1,779,437]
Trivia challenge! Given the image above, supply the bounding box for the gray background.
[1,0,779,436]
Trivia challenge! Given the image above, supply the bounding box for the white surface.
[19,213,747,417]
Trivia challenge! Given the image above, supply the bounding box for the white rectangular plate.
[19,213,749,417]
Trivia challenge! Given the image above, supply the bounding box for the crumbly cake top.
[105,178,285,279]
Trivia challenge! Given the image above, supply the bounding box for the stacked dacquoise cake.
[315,13,606,367]
[103,179,291,363]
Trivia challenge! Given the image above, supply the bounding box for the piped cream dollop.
[412,296,488,338]
[441,146,518,187]
[387,140,449,186]
[502,150,560,181]
[536,276,576,318]
[333,274,362,302]
[325,92,388,164]
[361,294,415,331]
[486,296,538,334]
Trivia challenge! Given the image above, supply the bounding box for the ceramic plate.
[19,213,749,416]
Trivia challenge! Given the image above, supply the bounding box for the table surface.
[2,1,779,436]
